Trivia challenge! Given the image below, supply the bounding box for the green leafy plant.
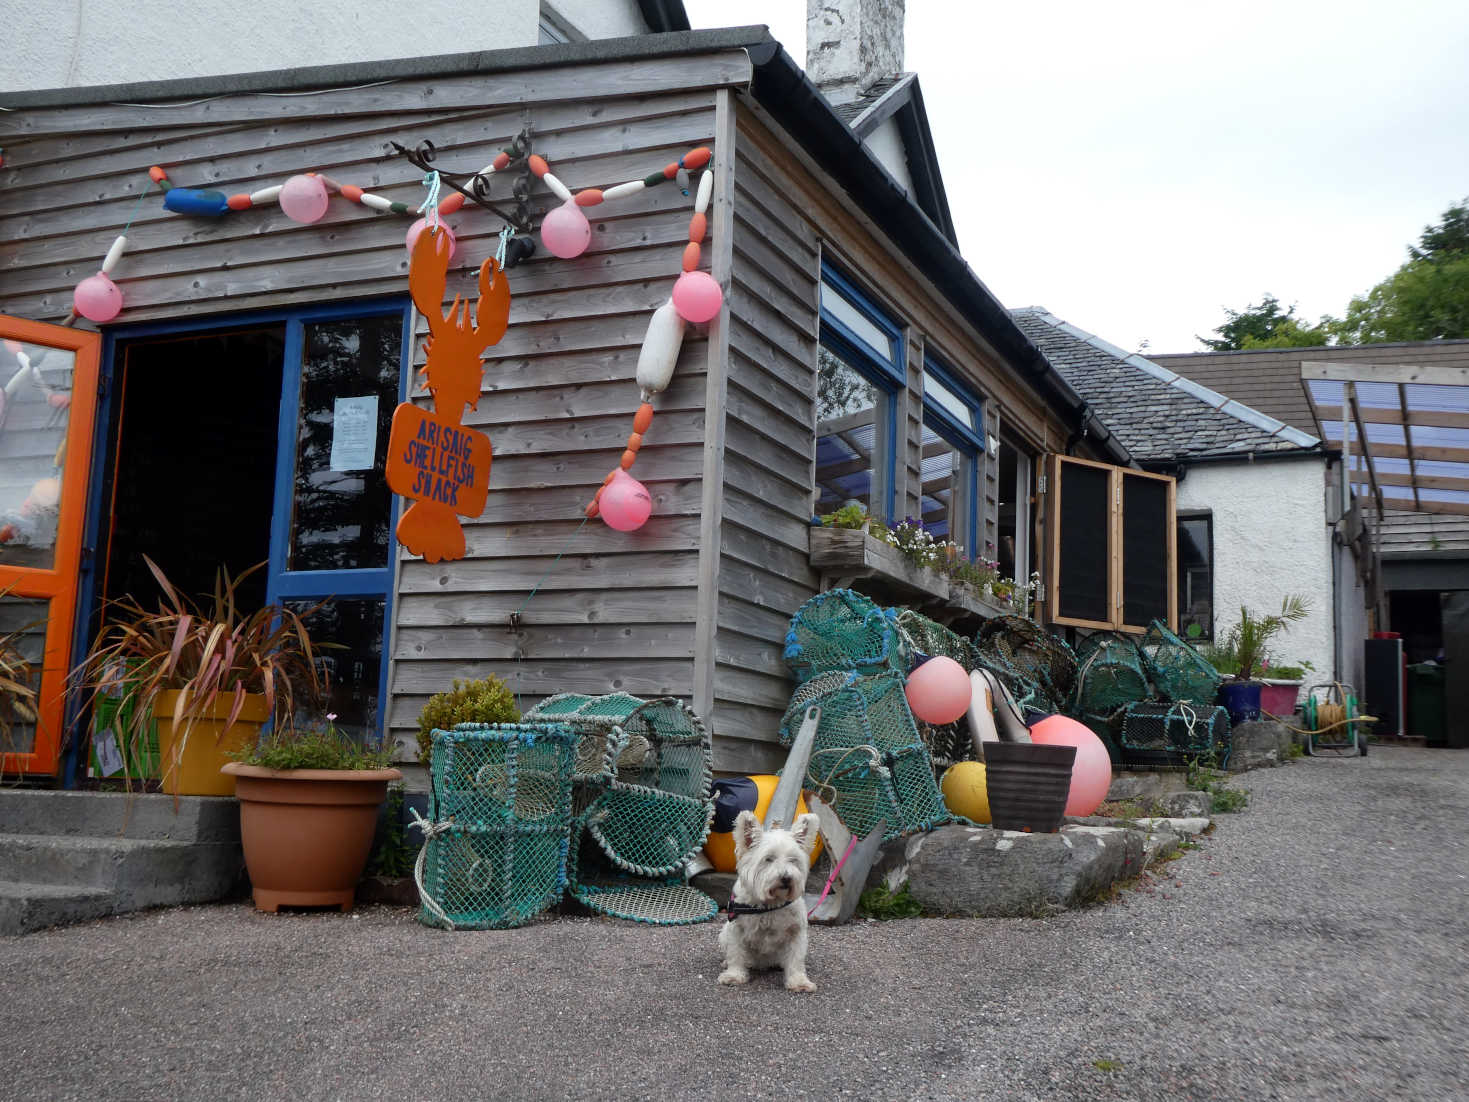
[857,880,924,920]
[1263,659,1314,681]
[1185,754,1249,813]
[416,676,519,768]
[816,503,872,530]
[1210,595,1310,681]
[71,557,328,779]
[235,712,392,770]
[366,783,414,878]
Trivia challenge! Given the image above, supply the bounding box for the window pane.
[819,281,894,366]
[817,346,879,517]
[286,597,385,743]
[924,372,976,432]
[288,317,402,572]
[0,342,76,571]
[997,439,1019,579]
[1122,474,1171,626]
[0,594,48,756]
[919,424,964,545]
[1056,462,1110,623]
[1177,517,1213,640]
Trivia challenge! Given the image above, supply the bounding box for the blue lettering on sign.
[405,417,477,506]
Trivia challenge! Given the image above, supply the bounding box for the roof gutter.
[743,39,1132,467]
[1137,444,1328,470]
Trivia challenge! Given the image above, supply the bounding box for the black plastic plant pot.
[984,742,1077,833]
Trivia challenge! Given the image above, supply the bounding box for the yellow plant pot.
[156,689,270,797]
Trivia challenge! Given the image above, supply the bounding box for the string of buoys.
[67,141,723,536]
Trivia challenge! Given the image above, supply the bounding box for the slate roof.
[830,75,907,124]
[1011,309,1321,463]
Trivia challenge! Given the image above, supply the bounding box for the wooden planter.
[157,690,269,797]
[221,763,402,912]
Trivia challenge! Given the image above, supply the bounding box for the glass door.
[266,306,411,744]
[0,318,100,776]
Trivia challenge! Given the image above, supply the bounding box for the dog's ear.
[733,810,763,859]
[789,812,820,856]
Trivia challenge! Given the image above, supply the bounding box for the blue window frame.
[921,355,984,557]
[816,263,904,522]
[66,298,412,783]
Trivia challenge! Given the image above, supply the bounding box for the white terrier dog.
[717,809,820,993]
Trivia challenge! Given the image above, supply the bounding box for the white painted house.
[1012,309,1366,696]
[4,1,686,92]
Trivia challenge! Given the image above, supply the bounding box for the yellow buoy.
[703,774,821,872]
[940,760,991,824]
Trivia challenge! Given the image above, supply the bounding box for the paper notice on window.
[330,395,379,471]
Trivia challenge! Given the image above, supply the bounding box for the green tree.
[1198,294,1332,351]
[1328,197,1469,344]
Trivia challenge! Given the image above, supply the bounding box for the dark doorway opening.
[103,328,284,612]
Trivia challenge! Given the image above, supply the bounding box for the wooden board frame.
[0,315,101,776]
[1045,453,1177,634]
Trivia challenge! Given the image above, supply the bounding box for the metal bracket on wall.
[389,126,537,237]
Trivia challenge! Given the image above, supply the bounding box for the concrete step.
[0,833,241,914]
[0,880,115,937]
[0,790,240,843]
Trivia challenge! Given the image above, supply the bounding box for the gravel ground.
[1,744,1465,1102]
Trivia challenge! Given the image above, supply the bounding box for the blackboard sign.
[1122,473,1170,627]
[1056,460,1110,623]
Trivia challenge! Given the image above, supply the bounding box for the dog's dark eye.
[763,855,774,863]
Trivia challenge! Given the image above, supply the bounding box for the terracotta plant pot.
[157,690,269,797]
[983,742,1076,833]
[1259,679,1303,718]
[221,762,402,912]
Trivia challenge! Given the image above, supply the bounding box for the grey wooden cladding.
[0,64,751,759]
[705,110,825,756]
[0,53,754,137]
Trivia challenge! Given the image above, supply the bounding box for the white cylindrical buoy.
[602,180,646,202]
[634,299,686,396]
[541,171,573,203]
[101,234,128,275]
[694,168,714,214]
[965,669,1000,757]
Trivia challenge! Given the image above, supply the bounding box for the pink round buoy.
[540,199,591,259]
[599,469,652,531]
[1027,714,1112,817]
[904,655,972,726]
[279,174,329,223]
[671,269,723,323]
[73,273,123,322]
[405,218,456,260]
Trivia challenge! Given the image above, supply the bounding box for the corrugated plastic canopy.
[1302,361,1469,516]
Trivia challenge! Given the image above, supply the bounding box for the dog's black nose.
[778,875,793,890]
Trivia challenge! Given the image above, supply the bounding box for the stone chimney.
[806,0,906,105]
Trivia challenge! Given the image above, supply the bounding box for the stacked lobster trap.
[415,694,718,930]
[416,722,579,930]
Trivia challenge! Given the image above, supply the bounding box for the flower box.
[808,527,949,604]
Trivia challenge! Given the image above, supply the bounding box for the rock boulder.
[906,823,1146,917]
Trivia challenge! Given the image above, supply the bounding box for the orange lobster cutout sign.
[386,230,507,563]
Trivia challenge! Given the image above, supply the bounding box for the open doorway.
[103,327,284,612]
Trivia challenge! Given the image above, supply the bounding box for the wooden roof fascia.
[1345,381,1387,524]
[1301,361,1469,386]
[1399,382,1422,510]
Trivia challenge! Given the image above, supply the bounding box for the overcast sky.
[683,0,1469,354]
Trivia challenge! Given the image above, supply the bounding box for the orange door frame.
[0,317,100,776]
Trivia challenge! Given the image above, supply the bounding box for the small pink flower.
[326,712,338,722]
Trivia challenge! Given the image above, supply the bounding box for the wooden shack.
[0,29,1158,781]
